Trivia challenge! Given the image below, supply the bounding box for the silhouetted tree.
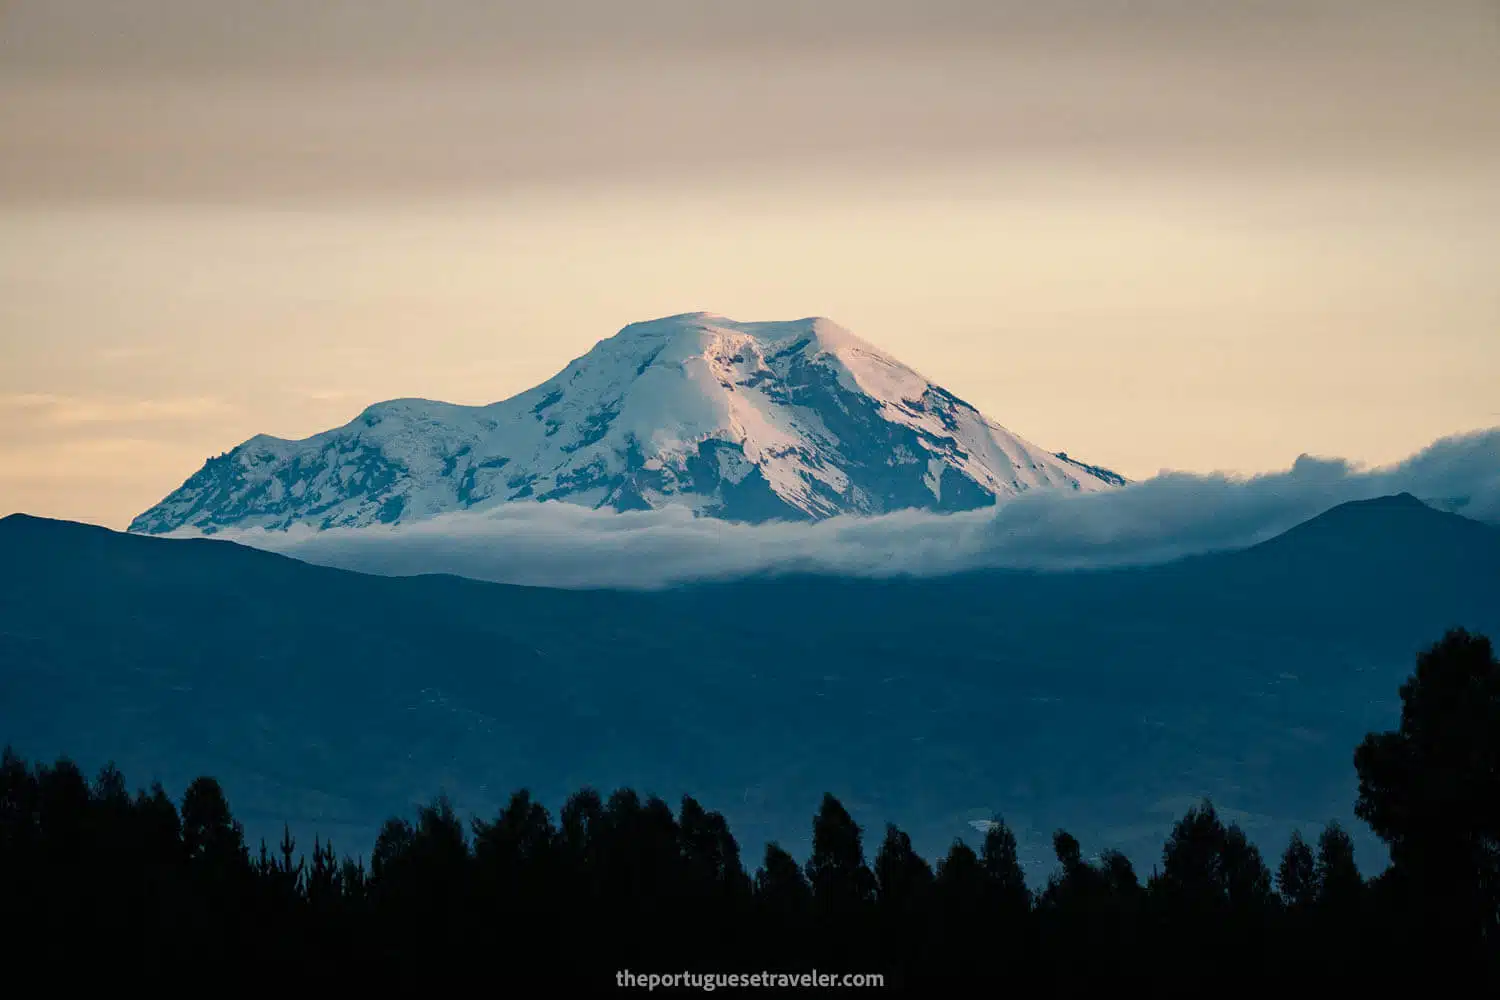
[677,795,751,964]
[1098,849,1142,899]
[875,823,934,910]
[873,823,934,983]
[597,790,683,965]
[135,781,182,858]
[1277,830,1317,912]
[804,793,875,964]
[91,762,129,811]
[368,796,473,972]
[679,795,750,901]
[1035,830,1146,981]
[556,786,605,968]
[981,818,1032,918]
[470,789,559,965]
[177,776,252,958]
[1355,628,1500,960]
[5,629,1499,987]
[306,836,343,913]
[1152,801,1277,973]
[1273,828,1319,972]
[1304,821,1367,974]
[755,842,812,967]
[180,776,246,870]
[1314,822,1363,910]
[932,840,987,980]
[370,816,415,884]
[472,789,556,898]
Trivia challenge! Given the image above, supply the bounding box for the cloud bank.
[179,428,1500,590]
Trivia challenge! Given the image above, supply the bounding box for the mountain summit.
[130,313,1125,532]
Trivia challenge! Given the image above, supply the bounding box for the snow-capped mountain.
[129,313,1125,533]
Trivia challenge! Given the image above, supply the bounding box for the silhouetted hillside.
[4,627,1498,986]
[2,496,1498,873]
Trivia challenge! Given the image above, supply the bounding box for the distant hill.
[4,492,1498,876]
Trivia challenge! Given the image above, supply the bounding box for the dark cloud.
[197,428,1500,589]
[1,0,1494,203]
[7,2,1462,78]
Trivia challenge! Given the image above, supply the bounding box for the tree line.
[2,628,1497,988]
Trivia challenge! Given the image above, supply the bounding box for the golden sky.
[1,1,1497,527]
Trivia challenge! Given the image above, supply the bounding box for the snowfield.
[130,313,1125,533]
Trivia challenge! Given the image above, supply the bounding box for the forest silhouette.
[3,628,1497,989]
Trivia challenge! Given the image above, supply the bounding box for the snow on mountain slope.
[129,313,1126,533]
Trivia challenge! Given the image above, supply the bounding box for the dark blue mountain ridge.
[2,492,1498,879]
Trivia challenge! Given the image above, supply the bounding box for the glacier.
[130,313,1125,533]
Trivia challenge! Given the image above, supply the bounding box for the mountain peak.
[612,312,878,351]
[1242,490,1495,567]
[130,313,1125,534]
[598,313,895,377]
[1320,491,1434,519]
[1360,491,1427,509]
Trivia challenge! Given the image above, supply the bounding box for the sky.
[1,1,1497,529]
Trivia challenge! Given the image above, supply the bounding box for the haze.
[2,1,1497,528]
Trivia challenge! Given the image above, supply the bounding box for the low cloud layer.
[186,428,1500,590]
